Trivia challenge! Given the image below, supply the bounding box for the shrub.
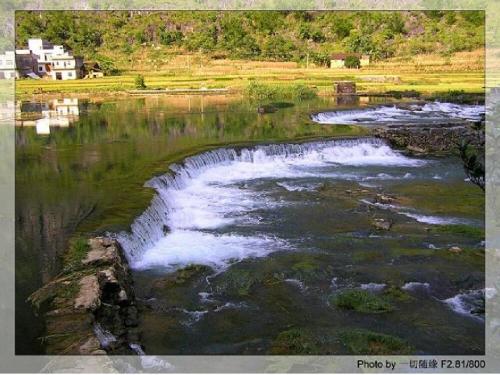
[344,55,361,69]
[134,74,146,89]
[245,82,317,101]
[159,30,183,46]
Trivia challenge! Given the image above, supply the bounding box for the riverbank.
[28,237,138,355]
[15,51,485,99]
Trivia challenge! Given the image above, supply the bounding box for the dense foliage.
[15,10,484,68]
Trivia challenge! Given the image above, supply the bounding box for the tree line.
[15,10,484,69]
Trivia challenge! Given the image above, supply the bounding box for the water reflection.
[15,94,396,354]
[16,98,81,134]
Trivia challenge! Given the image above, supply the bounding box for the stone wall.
[28,237,139,355]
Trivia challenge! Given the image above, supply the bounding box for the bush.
[344,55,361,69]
[134,74,146,89]
[159,30,183,46]
[245,82,317,101]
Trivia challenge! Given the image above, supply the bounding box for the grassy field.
[15,50,486,98]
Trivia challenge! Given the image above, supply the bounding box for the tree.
[159,30,183,46]
[262,35,295,60]
[458,140,484,191]
[344,55,360,69]
[332,17,353,39]
[134,74,146,89]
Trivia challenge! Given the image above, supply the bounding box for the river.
[15,94,485,355]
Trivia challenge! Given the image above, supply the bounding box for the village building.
[1,38,84,80]
[330,53,370,68]
[0,51,17,79]
[83,62,104,79]
[50,53,84,80]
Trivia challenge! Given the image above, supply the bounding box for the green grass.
[269,329,319,355]
[62,237,90,272]
[329,289,394,314]
[340,329,414,355]
[15,66,484,99]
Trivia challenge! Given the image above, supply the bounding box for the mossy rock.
[214,268,261,297]
[383,285,413,302]
[62,237,91,273]
[340,329,413,355]
[153,264,213,289]
[329,289,394,314]
[269,328,320,355]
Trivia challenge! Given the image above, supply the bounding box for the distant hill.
[15,10,484,71]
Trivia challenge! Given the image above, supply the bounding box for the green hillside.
[15,10,484,71]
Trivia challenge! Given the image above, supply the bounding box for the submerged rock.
[372,218,392,231]
[449,246,463,254]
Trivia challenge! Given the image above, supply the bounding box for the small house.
[50,54,84,80]
[83,62,104,79]
[330,53,370,69]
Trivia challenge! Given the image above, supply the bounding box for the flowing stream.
[15,96,485,355]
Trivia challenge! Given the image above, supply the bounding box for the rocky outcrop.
[28,237,139,355]
[373,121,484,153]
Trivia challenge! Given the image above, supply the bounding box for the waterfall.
[114,137,417,269]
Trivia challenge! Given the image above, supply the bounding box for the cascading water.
[115,137,428,271]
[310,102,485,125]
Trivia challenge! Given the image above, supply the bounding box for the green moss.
[330,290,394,314]
[352,251,385,263]
[340,329,413,355]
[214,268,261,297]
[173,264,213,285]
[155,264,213,288]
[383,285,413,302]
[393,181,484,218]
[434,224,484,239]
[62,237,90,272]
[269,329,319,354]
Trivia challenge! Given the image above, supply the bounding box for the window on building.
[67,72,73,77]
[38,66,43,71]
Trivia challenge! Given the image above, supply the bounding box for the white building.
[0,51,17,79]
[1,38,83,80]
[50,53,83,80]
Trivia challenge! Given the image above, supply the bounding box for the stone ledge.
[28,237,140,355]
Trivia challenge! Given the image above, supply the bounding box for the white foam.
[443,289,485,320]
[133,230,285,271]
[116,138,425,271]
[360,282,386,291]
[276,181,322,192]
[402,282,430,291]
[400,212,467,225]
[129,343,174,371]
[284,278,307,291]
[311,102,484,125]
[214,302,247,312]
[93,323,117,349]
